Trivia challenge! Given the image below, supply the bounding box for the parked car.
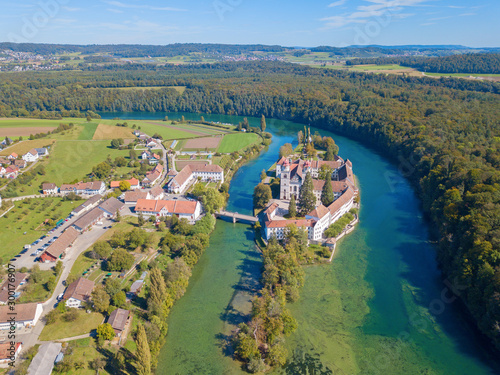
[57,293,64,301]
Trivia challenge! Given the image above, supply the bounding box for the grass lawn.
[133,122,202,140]
[217,133,260,153]
[39,310,104,341]
[69,252,100,279]
[15,140,132,195]
[56,337,113,375]
[77,123,99,140]
[0,197,80,262]
[0,139,55,156]
[425,72,500,78]
[0,118,87,128]
[350,64,408,71]
[19,268,59,303]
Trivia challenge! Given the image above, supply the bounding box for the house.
[22,148,39,162]
[72,207,104,232]
[98,197,125,218]
[149,185,164,200]
[13,159,27,169]
[0,273,27,304]
[60,181,106,196]
[40,227,79,262]
[42,183,59,195]
[4,166,19,179]
[26,342,62,375]
[110,177,140,190]
[7,152,17,160]
[1,138,13,147]
[71,194,102,216]
[0,342,22,363]
[107,308,130,336]
[134,199,202,223]
[141,150,160,165]
[0,166,5,177]
[123,191,151,204]
[166,164,224,194]
[0,157,9,165]
[166,169,177,182]
[129,279,144,296]
[62,277,94,308]
[146,138,160,148]
[35,148,49,157]
[264,218,315,241]
[142,164,163,187]
[0,303,42,330]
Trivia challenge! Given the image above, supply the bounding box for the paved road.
[12,216,115,353]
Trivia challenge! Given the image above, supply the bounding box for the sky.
[0,0,498,47]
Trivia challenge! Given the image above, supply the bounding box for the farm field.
[0,197,80,262]
[93,123,135,139]
[183,136,222,150]
[77,123,99,140]
[217,132,260,153]
[0,127,56,138]
[0,118,86,128]
[0,139,55,156]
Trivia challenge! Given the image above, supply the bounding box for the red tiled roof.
[135,199,198,215]
[265,219,315,228]
[0,303,39,323]
[124,191,149,203]
[44,227,79,259]
[327,187,355,215]
[63,277,94,302]
[307,204,329,219]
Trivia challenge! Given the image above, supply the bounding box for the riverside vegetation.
[1,59,499,357]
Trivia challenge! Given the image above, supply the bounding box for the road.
[9,216,116,352]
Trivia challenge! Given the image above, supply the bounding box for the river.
[101,112,500,375]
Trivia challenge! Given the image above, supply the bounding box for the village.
[0,124,230,374]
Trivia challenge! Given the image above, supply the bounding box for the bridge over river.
[215,210,258,224]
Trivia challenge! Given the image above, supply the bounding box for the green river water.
[102,112,500,375]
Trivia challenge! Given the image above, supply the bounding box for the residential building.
[264,218,315,240]
[4,166,19,179]
[142,164,163,186]
[134,199,202,223]
[71,194,102,216]
[98,197,125,218]
[149,185,165,200]
[123,191,151,204]
[35,148,49,157]
[60,181,106,196]
[166,164,224,194]
[107,308,130,337]
[62,277,94,308]
[42,183,58,195]
[13,159,27,169]
[0,342,22,363]
[110,177,140,190]
[26,342,62,375]
[22,148,39,162]
[7,152,17,160]
[0,303,42,330]
[1,138,13,147]
[40,227,79,262]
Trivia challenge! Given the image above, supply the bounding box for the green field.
[424,72,500,79]
[0,118,87,128]
[0,197,80,262]
[77,123,99,140]
[217,133,260,153]
[349,64,409,71]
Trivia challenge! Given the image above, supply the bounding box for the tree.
[92,162,111,179]
[97,323,115,341]
[129,149,137,160]
[110,138,124,149]
[107,248,134,271]
[260,114,266,132]
[253,183,272,209]
[112,291,126,307]
[114,156,127,167]
[93,241,113,259]
[299,172,315,215]
[135,324,151,375]
[279,143,293,158]
[148,268,167,317]
[138,212,145,227]
[92,286,110,313]
[119,180,131,191]
[260,169,267,181]
[321,173,335,207]
[201,188,225,214]
[297,130,303,144]
[115,209,121,222]
[289,195,297,218]
[104,278,122,297]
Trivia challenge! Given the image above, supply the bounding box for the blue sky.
[1,0,498,47]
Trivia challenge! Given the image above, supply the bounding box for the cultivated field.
[217,133,260,153]
[0,139,56,156]
[93,123,135,140]
[183,136,222,150]
[78,123,99,140]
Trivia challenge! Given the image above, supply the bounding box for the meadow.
[217,132,260,153]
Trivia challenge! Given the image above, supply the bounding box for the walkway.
[215,210,258,224]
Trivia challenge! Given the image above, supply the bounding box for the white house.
[63,278,94,308]
[22,148,39,162]
[167,164,224,194]
[135,199,202,223]
[42,183,58,195]
[35,148,49,157]
[0,303,42,330]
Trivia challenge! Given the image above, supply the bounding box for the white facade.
[22,151,39,162]
[65,297,84,308]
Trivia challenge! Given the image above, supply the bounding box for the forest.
[0,61,499,351]
[347,53,500,74]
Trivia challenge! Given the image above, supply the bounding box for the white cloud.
[328,0,347,8]
[321,0,429,29]
[459,13,476,16]
[107,8,124,13]
[103,1,187,12]
[63,7,82,12]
